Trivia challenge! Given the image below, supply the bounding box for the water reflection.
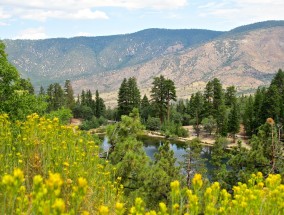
[101,136,211,165]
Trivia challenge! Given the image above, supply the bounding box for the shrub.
[146,117,161,131]
[45,107,72,124]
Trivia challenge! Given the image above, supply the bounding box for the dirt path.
[182,125,251,149]
[70,118,82,126]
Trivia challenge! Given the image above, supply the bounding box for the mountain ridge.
[3,20,284,106]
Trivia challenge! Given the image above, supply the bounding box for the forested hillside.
[1,38,284,214]
[4,20,284,103]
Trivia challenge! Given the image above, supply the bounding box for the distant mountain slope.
[72,23,284,105]
[3,20,284,107]
[4,28,222,87]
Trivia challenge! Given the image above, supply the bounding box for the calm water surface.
[101,136,211,164]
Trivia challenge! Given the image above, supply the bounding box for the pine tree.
[228,100,240,142]
[140,94,151,123]
[262,85,281,122]
[143,141,181,207]
[39,86,45,95]
[150,75,176,122]
[243,95,255,136]
[254,87,266,128]
[203,80,214,118]
[183,138,207,188]
[95,90,106,118]
[64,80,75,109]
[117,78,141,119]
[225,86,237,107]
[189,92,204,137]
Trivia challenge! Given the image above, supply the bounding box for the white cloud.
[0,22,9,26]
[0,0,187,22]
[197,0,284,28]
[16,8,109,21]
[14,27,47,39]
[0,0,188,10]
[0,7,11,19]
[71,9,108,20]
[76,32,92,37]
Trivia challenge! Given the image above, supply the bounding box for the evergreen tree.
[243,95,255,136]
[210,137,229,185]
[128,77,141,111]
[189,92,204,137]
[183,138,207,188]
[216,104,228,136]
[203,80,214,117]
[140,94,151,123]
[117,78,129,118]
[201,116,217,135]
[117,77,140,119]
[80,90,86,106]
[143,141,181,207]
[64,80,75,109]
[225,86,237,107]
[19,78,34,94]
[212,78,224,118]
[47,83,65,112]
[270,69,284,123]
[228,100,240,142]
[262,85,281,123]
[150,75,176,122]
[253,87,266,129]
[39,86,45,95]
[107,109,149,201]
[95,90,106,118]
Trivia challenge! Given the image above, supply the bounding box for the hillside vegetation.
[4,21,284,107]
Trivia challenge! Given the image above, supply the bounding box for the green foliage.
[183,138,207,188]
[142,141,181,208]
[146,117,161,131]
[210,136,229,184]
[80,116,107,131]
[188,92,204,136]
[0,41,47,120]
[47,83,65,112]
[140,94,151,123]
[0,113,121,213]
[64,80,75,109]
[243,95,255,136]
[224,86,236,106]
[201,116,216,135]
[117,77,141,119]
[161,121,188,138]
[106,109,150,204]
[227,101,240,141]
[95,90,106,118]
[45,107,72,124]
[72,105,93,120]
[151,75,176,122]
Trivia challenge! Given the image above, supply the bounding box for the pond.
[101,135,212,165]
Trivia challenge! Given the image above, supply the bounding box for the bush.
[45,107,72,124]
[161,121,189,138]
[146,117,161,131]
[72,105,93,120]
[80,116,107,130]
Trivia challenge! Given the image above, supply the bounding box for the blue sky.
[1,0,284,39]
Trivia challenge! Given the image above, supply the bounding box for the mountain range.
[3,20,284,106]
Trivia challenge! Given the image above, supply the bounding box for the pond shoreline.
[92,128,250,150]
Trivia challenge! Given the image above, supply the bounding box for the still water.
[101,136,211,165]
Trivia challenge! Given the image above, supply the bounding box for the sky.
[1,0,284,39]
